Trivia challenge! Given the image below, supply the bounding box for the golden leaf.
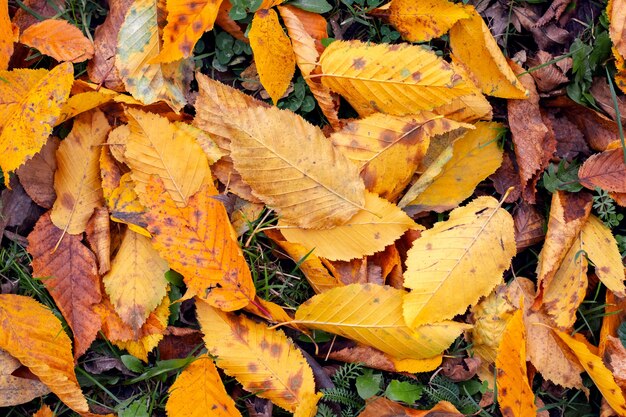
[389,0,471,42]
[319,40,472,116]
[581,215,626,295]
[403,196,516,327]
[20,19,94,63]
[107,173,150,236]
[140,177,255,310]
[196,301,319,415]
[194,75,365,229]
[398,121,503,212]
[449,9,527,99]
[294,284,470,360]
[496,308,537,417]
[0,63,73,187]
[32,405,55,417]
[124,108,212,206]
[0,0,18,70]
[103,229,169,331]
[249,9,296,104]
[609,0,626,59]
[0,349,50,406]
[50,110,110,235]
[0,294,89,413]
[166,355,241,417]
[280,192,419,261]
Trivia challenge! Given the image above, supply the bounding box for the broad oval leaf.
[389,0,471,42]
[319,40,473,117]
[20,19,94,62]
[295,284,470,360]
[403,196,516,327]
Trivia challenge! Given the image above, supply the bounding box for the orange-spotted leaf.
[196,301,319,415]
[0,294,90,414]
[0,0,18,70]
[20,19,94,62]
[0,62,73,187]
[389,0,471,42]
[140,177,255,310]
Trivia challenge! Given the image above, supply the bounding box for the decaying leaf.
[326,344,442,374]
[514,202,545,251]
[403,196,516,327]
[16,136,59,209]
[388,0,471,42]
[0,349,50,406]
[578,148,626,194]
[20,19,94,63]
[357,397,462,417]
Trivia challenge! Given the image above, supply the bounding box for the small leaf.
[355,370,382,399]
[20,19,94,62]
[287,0,332,13]
[385,380,423,404]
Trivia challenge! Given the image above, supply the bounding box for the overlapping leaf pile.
[0,0,626,416]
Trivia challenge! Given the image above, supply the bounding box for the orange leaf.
[0,0,18,70]
[249,9,296,104]
[496,308,537,417]
[215,0,247,42]
[140,177,255,310]
[20,19,94,63]
[0,294,89,414]
[165,355,242,417]
[357,397,462,417]
[28,213,102,358]
[32,404,55,417]
[578,148,626,193]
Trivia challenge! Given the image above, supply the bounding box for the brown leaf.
[536,0,572,26]
[514,202,546,251]
[590,77,626,124]
[85,207,111,275]
[512,6,570,50]
[490,151,522,203]
[0,349,50,406]
[28,213,102,358]
[544,109,590,161]
[578,148,626,193]
[441,357,480,382]
[527,51,569,92]
[321,258,383,286]
[358,397,462,417]
[604,336,626,390]
[16,137,59,208]
[158,327,204,360]
[0,178,43,241]
[12,0,64,31]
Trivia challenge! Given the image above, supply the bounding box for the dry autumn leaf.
[388,0,471,42]
[0,0,18,71]
[0,349,50,406]
[357,397,462,417]
[578,148,626,194]
[20,19,94,63]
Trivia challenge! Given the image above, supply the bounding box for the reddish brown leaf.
[16,137,59,209]
[12,0,64,31]
[158,327,204,360]
[27,213,102,358]
[544,109,590,161]
[578,148,626,193]
[590,77,626,125]
[215,1,247,43]
[514,202,546,251]
[358,397,462,417]
[490,151,522,203]
[527,51,569,92]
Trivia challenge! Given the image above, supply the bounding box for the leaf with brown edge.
[578,148,626,193]
[50,110,110,235]
[107,173,150,236]
[196,301,320,416]
[140,177,255,310]
[496,308,537,417]
[326,344,443,374]
[165,355,242,417]
[194,75,365,229]
[319,40,473,117]
[0,0,18,71]
[28,213,102,358]
[20,19,94,62]
[0,349,50,406]
[357,397,462,417]
[0,62,73,187]
[389,0,471,42]
[249,9,296,104]
[555,330,626,415]
[16,136,59,209]
[295,284,469,360]
[0,294,90,414]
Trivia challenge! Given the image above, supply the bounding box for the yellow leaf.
[609,0,626,59]
[107,173,150,236]
[153,0,225,63]
[57,91,116,126]
[166,355,241,417]
[581,215,626,295]
[294,284,470,360]
[496,308,537,417]
[20,19,94,63]
[0,0,18,71]
[115,0,193,110]
[140,177,255,310]
[403,196,516,327]
[449,9,527,99]
[0,349,50,406]
[389,0,471,42]
[196,301,320,415]
[0,294,89,414]
[398,121,503,212]
[175,121,226,164]
[555,330,626,415]
[331,112,471,200]
[280,191,419,261]
[103,229,169,331]
[124,108,212,207]
[194,75,365,229]
[319,40,473,117]
[249,9,296,104]
[50,110,110,235]
[0,63,73,187]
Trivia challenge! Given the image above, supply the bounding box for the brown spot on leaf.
[256,8,269,17]
[248,362,258,372]
[270,343,283,357]
[60,192,74,209]
[352,57,366,70]
[587,361,594,370]
[412,71,421,82]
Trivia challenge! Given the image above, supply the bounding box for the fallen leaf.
[544,109,590,161]
[403,196,516,327]
[214,0,247,42]
[527,51,569,92]
[20,19,94,63]
[357,397,462,417]
[326,344,442,374]
[609,0,626,59]
[578,148,626,193]
[107,173,149,236]
[514,202,546,251]
[16,137,59,209]
[85,207,112,275]
[32,404,55,417]
[590,77,626,124]
[388,0,471,42]
[0,0,18,70]
[490,151,522,203]
[0,349,50,406]
[441,357,480,381]
[322,257,383,286]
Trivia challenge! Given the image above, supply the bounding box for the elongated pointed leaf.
[581,215,626,295]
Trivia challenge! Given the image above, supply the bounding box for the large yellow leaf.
[103,229,169,331]
[140,177,255,310]
[153,0,224,63]
[0,294,89,414]
[330,112,470,200]
[389,0,471,42]
[581,215,626,295]
[398,121,503,212]
[280,192,419,261]
[194,75,365,229]
[0,0,17,71]
[166,355,241,417]
[319,40,472,117]
[20,19,94,63]
[115,0,193,110]
[403,196,516,327]
[294,284,470,360]
[0,63,73,187]
[249,9,296,104]
[495,308,537,417]
[0,349,50,406]
[449,9,527,99]
[555,331,626,415]
[124,108,212,207]
[196,302,319,416]
[50,110,110,235]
